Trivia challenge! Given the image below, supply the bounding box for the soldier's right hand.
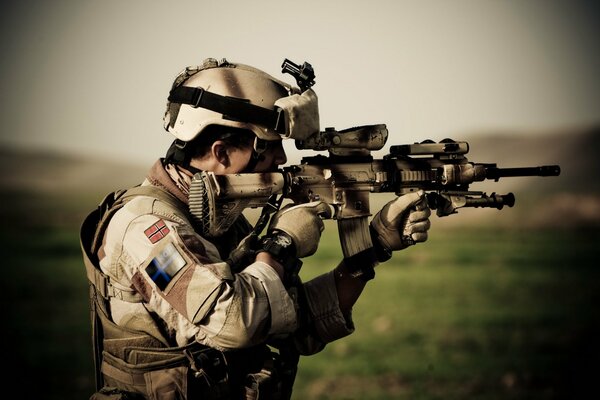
[371,190,431,253]
[266,201,332,258]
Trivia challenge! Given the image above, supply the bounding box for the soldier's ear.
[211,141,230,167]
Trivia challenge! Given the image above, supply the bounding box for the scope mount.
[295,124,389,157]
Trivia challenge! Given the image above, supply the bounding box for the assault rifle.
[189,124,561,261]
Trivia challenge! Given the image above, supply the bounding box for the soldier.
[80,58,431,399]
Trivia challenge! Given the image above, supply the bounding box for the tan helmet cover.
[164,58,299,142]
[274,88,320,141]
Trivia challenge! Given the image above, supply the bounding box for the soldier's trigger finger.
[284,201,332,219]
[413,194,429,212]
[384,192,422,222]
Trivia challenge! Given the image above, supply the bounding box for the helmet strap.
[165,139,203,174]
[168,86,286,133]
[241,137,267,173]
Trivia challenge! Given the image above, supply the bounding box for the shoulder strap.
[121,184,187,212]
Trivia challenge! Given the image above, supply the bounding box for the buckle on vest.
[184,348,228,386]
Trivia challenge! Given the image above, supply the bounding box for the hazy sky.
[1,0,598,164]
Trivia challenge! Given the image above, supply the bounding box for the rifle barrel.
[486,165,560,180]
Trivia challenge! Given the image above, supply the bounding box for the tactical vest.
[80,185,298,399]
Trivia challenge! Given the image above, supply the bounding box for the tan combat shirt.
[98,160,354,353]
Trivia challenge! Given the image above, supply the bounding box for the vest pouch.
[244,370,277,400]
[90,386,145,399]
[100,344,230,400]
[243,354,284,400]
[145,366,189,400]
[101,350,189,399]
[94,293,170,361]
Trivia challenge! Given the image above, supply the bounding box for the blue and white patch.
[145,242,187,290]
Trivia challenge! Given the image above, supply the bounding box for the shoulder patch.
[144,219,170,244]
[145,242,187,290]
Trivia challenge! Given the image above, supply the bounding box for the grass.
[2,189,598,399]
[293,227,600,399]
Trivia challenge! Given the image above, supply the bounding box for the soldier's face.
[250,139,287,172]
[189,135,287,174]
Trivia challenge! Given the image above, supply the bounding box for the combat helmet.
[166,58,298,139]
[163,58,319,168]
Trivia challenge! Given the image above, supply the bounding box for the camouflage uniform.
[82,159,353,399]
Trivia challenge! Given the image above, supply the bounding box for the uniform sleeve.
[110,207,298,350]
[193,261,298,349]
[302,270,355,343]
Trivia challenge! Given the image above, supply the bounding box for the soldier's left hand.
[267,201,332,258]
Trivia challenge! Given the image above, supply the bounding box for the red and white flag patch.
[144,219,170,244]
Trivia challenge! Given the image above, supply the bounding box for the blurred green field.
[1,189,599,399]
[295,223,600,399]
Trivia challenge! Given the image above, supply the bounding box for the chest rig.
[80,185,297,399]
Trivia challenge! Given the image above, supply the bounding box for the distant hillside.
[463,126,600,194]
[0,146,148,227]
[427,126,600,229]
[1,127,599,229]
[0,146,148,197]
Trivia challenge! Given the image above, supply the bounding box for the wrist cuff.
[369,224,393,263]
[343,248,377,282]
[259,230,301,286]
